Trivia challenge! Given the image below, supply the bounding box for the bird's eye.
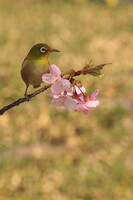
[40,47,46,53]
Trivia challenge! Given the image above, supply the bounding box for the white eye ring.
[40,47,46,53]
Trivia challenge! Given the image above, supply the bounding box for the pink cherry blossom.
[47,83,99,114]
[42,64,100,114]
[49,64,61,75]
[74,85,86,94]
[51,93,77,111]
[49,88,99,114]
[42,64,71,94]
[76,99,99,114]
[76,89,100,114]
[72,85,86,102]
[90,89,99,99]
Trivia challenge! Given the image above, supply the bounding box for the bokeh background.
[0,0,133,199]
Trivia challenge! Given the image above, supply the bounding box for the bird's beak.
[51,49,60,52]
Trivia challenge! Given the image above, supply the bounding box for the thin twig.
[0,84,51,115]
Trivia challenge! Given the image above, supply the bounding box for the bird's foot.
[25,94,31,101]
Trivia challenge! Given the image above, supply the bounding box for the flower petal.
[51,96,64,106]
[42,74,55,84]
[64,97,77,111]
[90,89,99,99]
[76,104,89,114]
[86,100,99,107]
[51,82,62,94]
[75,86,86,94]
[61,79,71,92]
[49,64,61,76]
[47,92,60,98]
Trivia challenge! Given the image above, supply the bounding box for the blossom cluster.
[42,65,99,114]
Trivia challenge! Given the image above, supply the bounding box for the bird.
[21,43,59,100]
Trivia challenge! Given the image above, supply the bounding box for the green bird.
[21,43,59,100]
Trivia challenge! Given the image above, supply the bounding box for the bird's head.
[27,43,60,60]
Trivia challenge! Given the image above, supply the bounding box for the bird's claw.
[25,94,30,101]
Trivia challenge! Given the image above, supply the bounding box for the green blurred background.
[0,0,133,199]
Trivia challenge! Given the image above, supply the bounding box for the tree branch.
[0,84,51,115]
